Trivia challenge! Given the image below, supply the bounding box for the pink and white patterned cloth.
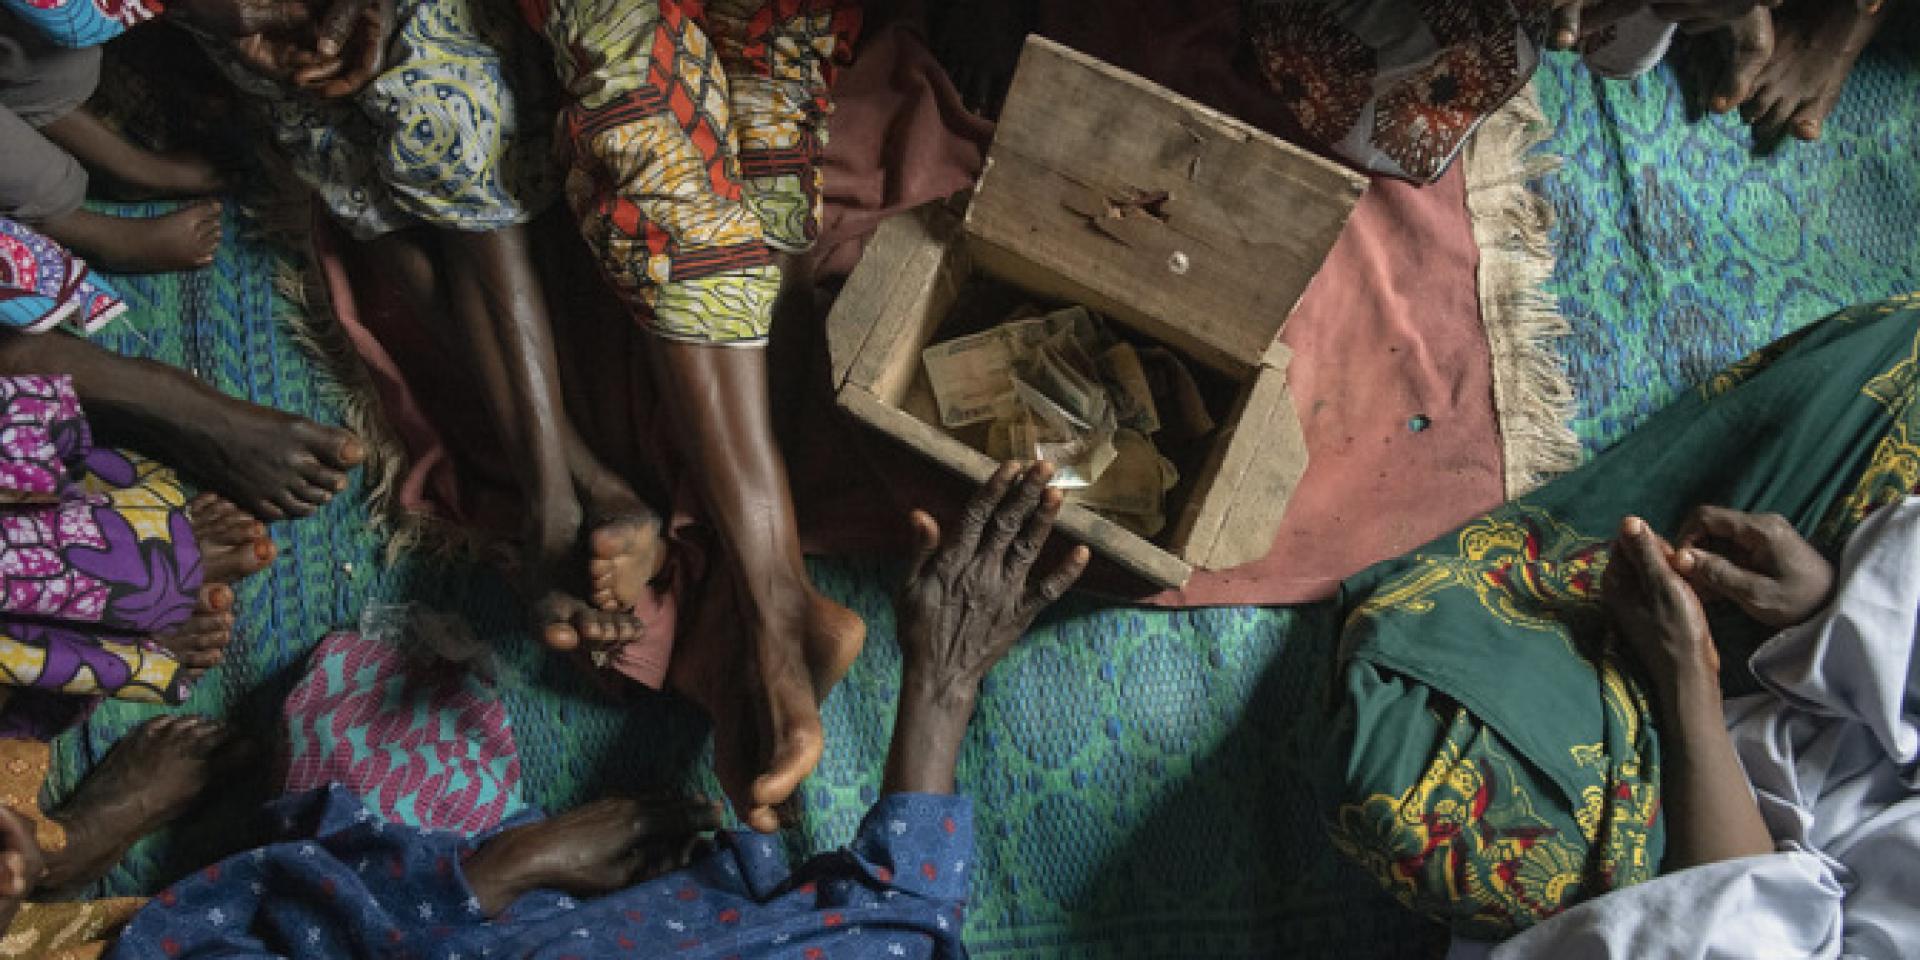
[282,628,526,835]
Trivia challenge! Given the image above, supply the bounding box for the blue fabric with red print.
[107,784,973,959]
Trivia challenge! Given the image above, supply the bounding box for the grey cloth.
[0,14,95,221]
[1451,496,1920,960]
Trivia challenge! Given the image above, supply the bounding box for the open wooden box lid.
[964,37,1369,376]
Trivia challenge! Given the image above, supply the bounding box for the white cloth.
[1452,496,1920,960]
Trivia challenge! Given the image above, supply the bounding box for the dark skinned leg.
[434,227,649,647]
[374,229,663,612]
[651,338,864,832]
[37,107,223,199]
[35,203,223,275]
[0,331,363,521]
[40,716,237,892]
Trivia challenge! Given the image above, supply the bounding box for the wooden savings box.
[828,37,1366,589]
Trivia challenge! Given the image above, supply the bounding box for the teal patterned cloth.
[1533,18,1920,452]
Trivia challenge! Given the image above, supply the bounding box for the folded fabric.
[282,622,524,835]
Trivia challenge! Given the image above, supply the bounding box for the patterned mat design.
[1533,19,1920,452]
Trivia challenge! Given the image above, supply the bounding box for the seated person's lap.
[1329,295,1920,937]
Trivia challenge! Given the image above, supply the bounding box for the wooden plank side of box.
[837,386,1194,589]
[969,36,1367,372]
[1169,356,1307,570]
[829,207,966,397]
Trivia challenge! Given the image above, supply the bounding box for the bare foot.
[804,591,865,701]
[111,367,364,522]
[574,463,666,613]
[462,794,723,915]
[537,586,648,654]
[153,584,236,681]
[666,562,849,833]
[1741,0,1888,141]
[0,334,363,521]
[36,204,222,275]
[187,493,276,585]
[1705,7,1776,114]
[38,107,225,200]
[41,716,237,891]
[927,0,1035,117]
[667,565,763,829]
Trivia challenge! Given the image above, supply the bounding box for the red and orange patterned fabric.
[520,0,859,343]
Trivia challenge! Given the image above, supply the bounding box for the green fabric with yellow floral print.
[1329,295,1920,940]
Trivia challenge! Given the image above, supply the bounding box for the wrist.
[1653,657,1723,717]
[899,665,981,719]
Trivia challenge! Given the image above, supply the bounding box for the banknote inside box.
[826,37,1366,589]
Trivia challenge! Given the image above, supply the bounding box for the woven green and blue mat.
[56,18,1920,959]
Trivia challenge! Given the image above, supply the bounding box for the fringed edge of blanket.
[1463,83,1583,498]
[251,176,490,564]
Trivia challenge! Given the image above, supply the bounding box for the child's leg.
[0,331,365,522]
[0,34,220,273]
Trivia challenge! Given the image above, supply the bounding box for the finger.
[1685,505,1778,551]
[0,851,24,897]
[903,510,940,585]
[1713,14,1774,112]
[636,798,726,836]
[316,0,372,56]
[243,0,312,32]
[1004,486,1063,583]
[326,3,388,96]
[1625,526,1698,609]
[1019,544,1089,621]
[0,807,34,862]
[937,462,1020,578]
[294,55,347,88]
[1551,2,1581,50]
[1673,545,1770,601]
[976,461,1051,567]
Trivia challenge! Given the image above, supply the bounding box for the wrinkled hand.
[228,0,391,99]
[1671,505,1832,628]
[1604,515,1716,682]
[897,461,1090,707]
[1648,0,1781,33]
[172,0,310,36]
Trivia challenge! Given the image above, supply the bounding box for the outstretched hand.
[896,461,1090,708]
[1671,505,1832,628]
[883,461,1090,797]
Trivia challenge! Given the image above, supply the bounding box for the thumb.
[1675,546,1766,602]
[904,510,940,584]
[246,0,311,32]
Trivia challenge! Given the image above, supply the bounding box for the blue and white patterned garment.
[109,784,974,959]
